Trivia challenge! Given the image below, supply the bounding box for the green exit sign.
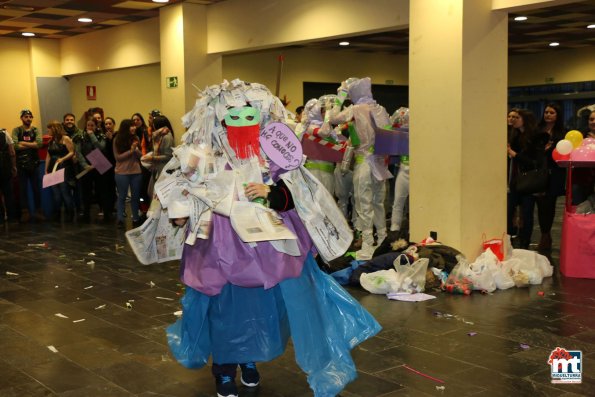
[166,76,178,88]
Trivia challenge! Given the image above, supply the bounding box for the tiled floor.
[0,200,593,397]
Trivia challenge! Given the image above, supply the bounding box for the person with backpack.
[11,109,44,222]
[0,128,17,224]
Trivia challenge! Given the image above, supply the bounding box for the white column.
[409,0,508,259]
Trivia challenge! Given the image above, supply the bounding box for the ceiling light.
[78,17,93,23]
[587,24,595,29]
[339,41,350,46]
[21,32,35,37]
[2,5,34,11]
[549,42,560,47]
[152,0,170,3]
[514,16,528,21]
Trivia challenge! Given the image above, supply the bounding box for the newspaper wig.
[179,78,289,164]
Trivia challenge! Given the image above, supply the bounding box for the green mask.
[224,106,260,127]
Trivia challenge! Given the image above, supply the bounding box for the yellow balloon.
[565,130,583,149]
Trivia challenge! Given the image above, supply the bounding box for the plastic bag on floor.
[504,234,513,261]
[504,258,530,287]
[360,269,399,294]
[443,256,474,294]
[393,257,430,293]
[508,248,552,278]
[509,249,551,282]
[479,248,514,290]
[536,254,553,278]
[469,255,497,293]
[504,250,544,286]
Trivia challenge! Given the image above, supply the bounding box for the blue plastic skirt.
[167,254,381,396]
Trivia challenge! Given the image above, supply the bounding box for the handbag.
[482,233,505,261]
[515,167,549,194]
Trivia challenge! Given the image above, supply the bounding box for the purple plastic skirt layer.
[167,254,382,397]
[180,209,314,296]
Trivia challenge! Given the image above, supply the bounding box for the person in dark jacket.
[507,109,549,249]
[535,103,567,252]
[73,118,106,222]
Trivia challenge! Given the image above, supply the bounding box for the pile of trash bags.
[342,237,553,296]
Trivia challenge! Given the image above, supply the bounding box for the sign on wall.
[86,85,96,100]
[166,76,178,88]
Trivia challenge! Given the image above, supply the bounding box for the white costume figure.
[327,77,391,260]
[389,107,410,232]
[301,95,338,196]
[334,161,356,225]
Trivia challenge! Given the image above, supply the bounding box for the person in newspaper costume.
[128,79,380,397]
[326,77,392,260]
[300,95,340,195]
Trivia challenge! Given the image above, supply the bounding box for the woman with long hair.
[142,115,174,197]
[132,112,151,216]
[535,103,566,252]
[113,119,142,229]
[45,120,75,222]
[507,108,549,249]
[101,117,117,222]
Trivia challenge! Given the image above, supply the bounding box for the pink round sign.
[259,122,303,170]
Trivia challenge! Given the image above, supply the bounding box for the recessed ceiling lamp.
[21,32,35,37]
[78,17,93,23]
[152,0,170,3]
[549,42,560,47]
[339,41,350,46]
[587,24,595,29]
[2,5,34,11]
[514,16,528,21]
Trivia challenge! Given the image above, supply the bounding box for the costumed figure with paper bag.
[44,121,75,222]
[389,107,410,235]
[507,109,549,249]
[300,95,342,196]
[326,77,392,260]
[126,79,380,397]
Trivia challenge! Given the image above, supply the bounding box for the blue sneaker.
[215,375,238,397]
[240,362,260,387]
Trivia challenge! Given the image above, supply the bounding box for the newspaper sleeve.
[281,166,353,262]
[154,175,189,208]
[126,208,187,265]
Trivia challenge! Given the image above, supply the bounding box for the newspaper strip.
[230,201,296,243]
[281,166,352,262]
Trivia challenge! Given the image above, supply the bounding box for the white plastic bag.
[504,234,513,261]
[536,253,553,278]
[480,248,514,290]
[506,250,544,285]
[360,269,399,294]
[510,249,550,283]
[469,251,497,293]
[393,257,430,293]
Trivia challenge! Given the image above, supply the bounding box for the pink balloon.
[582,137,595,146]
[570,146,592,161]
